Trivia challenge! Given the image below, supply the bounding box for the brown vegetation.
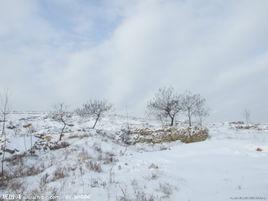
[134,127,209,144]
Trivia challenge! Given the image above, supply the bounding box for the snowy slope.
[1,112,268,201]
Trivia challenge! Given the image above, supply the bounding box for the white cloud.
[0,0,267,121]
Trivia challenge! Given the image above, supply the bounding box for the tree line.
[147,87,209,127]
[0,87,209,176]
[1,87,210,143]
[50,87,209,142]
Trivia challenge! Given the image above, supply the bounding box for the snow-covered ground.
[1,112,268,201]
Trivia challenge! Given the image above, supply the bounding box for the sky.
[0,0,268,122]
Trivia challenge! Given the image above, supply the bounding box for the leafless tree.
[196,100,209,127]
[1,90,10,176]
[181,91,208,127]
[243,109,251,126]
[51,103,72,141]
[76,100,112,129]
[147,87,182,126]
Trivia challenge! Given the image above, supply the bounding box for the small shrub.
[119,127,133,145]
[118,189,159,201]
[85,161,102,172]
[90,178,107,188]
[51,167,68,181]
[134,191,158,201]
[40,173,49,186]
[256,148,263,152]
[49,141,70,150]
[77,149,92,162]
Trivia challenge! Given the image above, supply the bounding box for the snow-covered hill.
[1,112,268,201]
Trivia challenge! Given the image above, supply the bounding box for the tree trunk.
[1,130,6,176]
[59,124,66,141]
[1,93,8,177]
[1,151,5,176]
[170,117,174,126]
[188,109,192,127]
[1,113,6,136]
[1,113,7,176]
[92,115,100,129]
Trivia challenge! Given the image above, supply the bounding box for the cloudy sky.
[0,0,268,122]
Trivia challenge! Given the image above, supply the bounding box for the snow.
[1,112,268,201]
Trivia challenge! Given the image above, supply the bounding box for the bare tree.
[181,91,208,127]
[76,100,112,129]
[51,103,72,141]
[196,99,209,127]
[243,109,251,126]
[147,87,182,126]
[0,90,10,176]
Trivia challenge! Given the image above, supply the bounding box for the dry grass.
[117,186,159,201]
[40,173,49,186]
[98,151,117,164]
[51,167,68,181]
[27,188,43,201]
[7,180,25,194]
[90,178,107,188]
[77,148,92,162]
[135,127,209,144]
[85,161,102,172]
[5,163,45,180]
